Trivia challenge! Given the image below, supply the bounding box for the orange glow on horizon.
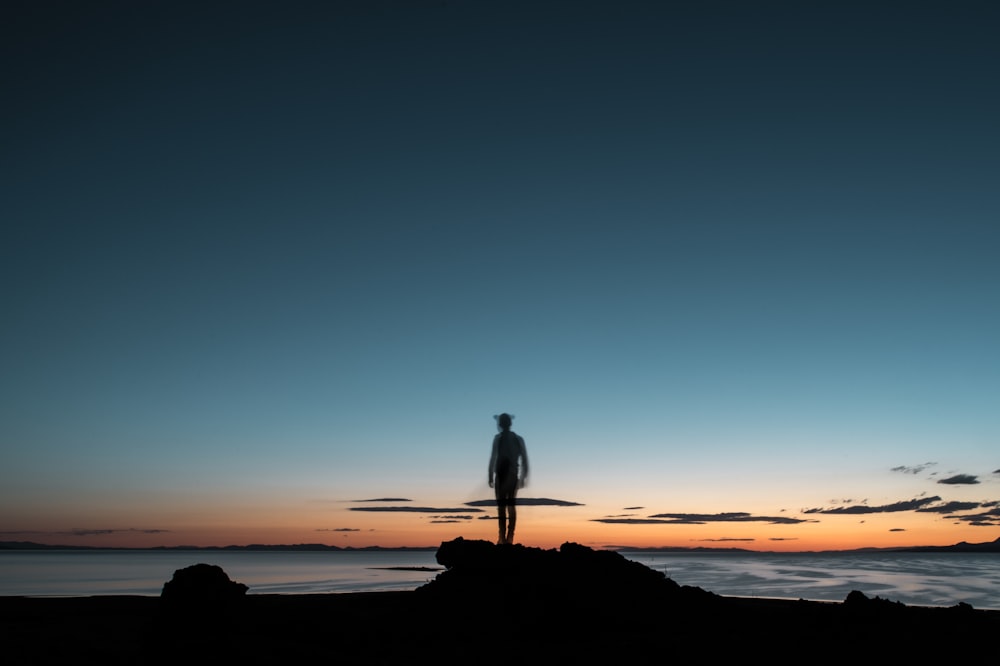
[8,487,994,551]
[20,512,995,553]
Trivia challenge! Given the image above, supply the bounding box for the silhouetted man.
[488,413,529,545]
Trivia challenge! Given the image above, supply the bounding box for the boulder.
[160,563,248,614]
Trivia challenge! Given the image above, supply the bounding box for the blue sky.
[2,1,999,549]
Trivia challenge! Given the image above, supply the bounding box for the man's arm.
[518,436,528,486]
[488,436,498,487]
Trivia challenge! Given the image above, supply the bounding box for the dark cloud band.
[465,498,584,507]
[350,506,485,513]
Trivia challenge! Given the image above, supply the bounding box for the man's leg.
[506,502,517,544]
[497,509,507,545]
[496,490,507,544]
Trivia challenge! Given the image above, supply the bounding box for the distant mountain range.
[609,536,1000,554]
[843,537,1000,553]
[2,537,998,553]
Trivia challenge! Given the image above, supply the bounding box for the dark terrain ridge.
[3,537,998,664]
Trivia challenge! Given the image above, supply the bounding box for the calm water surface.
[1,549,997,610]
[0,550,443,596]
[628,551,1000,609]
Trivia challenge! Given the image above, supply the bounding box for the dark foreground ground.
[4,539,998,664]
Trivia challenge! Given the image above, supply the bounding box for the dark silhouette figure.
[488,413,529,545]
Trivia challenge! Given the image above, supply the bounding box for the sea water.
[0,550,443,597]
[1,549,997,610]
[626,550,1000,610]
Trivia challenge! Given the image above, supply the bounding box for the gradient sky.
[3,1,999,551]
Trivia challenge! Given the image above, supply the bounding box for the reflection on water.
[1,549,997,609]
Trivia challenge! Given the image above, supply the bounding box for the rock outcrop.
[418,537,715,609]
[160,563,248,615]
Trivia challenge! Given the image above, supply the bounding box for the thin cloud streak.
[947,507,1000,527]
[805,496,942,515]
[916,501,983,513]
[465,498,584,507]
[647,512,812,525]
[68,528,171,536]
[0,528,171,538]
[937,474,980,485]
[350,506,486,513]
[592,512,813,526]
[891,463,937,475]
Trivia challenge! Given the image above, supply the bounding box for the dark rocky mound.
[843,588,978,617]
[418,537,715,609]
[160,563,248,615]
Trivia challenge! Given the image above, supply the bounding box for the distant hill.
[611,537,1000,554]
[867,537,1000,554]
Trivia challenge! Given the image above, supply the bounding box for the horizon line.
[3,536,998,554]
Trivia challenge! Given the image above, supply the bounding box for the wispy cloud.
[649,512,811,525]
[805,496,941,514]
[0,528,175,537]
[316,528,361,532]
[465,498,584,507]
[591,517,681,525]
[352,498,412,503]
[937,474,979,485]
[592,512,813,525]
[916,501,983,513]
[350,506,485,513]
[891,462,937,475]
[0,530,45,537]
[430,515,474,520]
[68,528,170,536]
[947,506,1000,527]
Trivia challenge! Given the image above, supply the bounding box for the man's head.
[496,413,513,430]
